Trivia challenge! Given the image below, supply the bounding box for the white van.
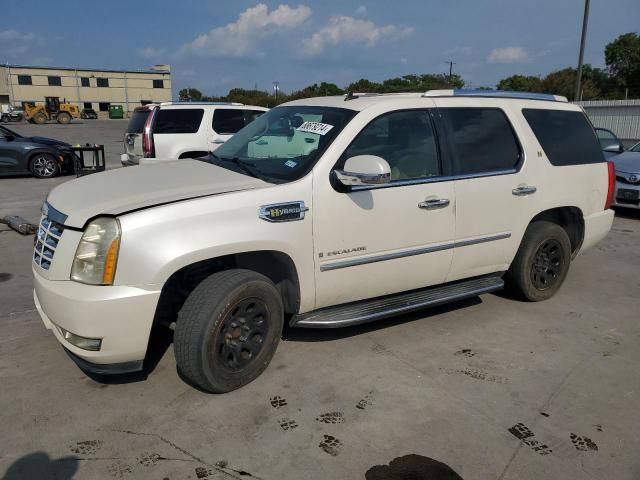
[120,102,268,165]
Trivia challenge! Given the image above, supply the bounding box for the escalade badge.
[259,201,309,222]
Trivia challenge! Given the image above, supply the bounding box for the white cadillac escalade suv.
[33,90,614,393]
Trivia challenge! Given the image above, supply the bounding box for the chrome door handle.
[512,185,537,196]
[418,198,450,210]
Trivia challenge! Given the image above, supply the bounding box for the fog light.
[59,327,102,351]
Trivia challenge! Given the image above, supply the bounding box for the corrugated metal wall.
[576,99,640,144]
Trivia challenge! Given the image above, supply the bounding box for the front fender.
[114,177,316,311]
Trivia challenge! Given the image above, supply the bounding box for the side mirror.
[335,155,391,187]
[4,135,15,142]
[603,143,624,153]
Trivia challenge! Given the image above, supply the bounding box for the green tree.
[496,75,543,92]
[540,67,600,100]
[605,32,640,97]
[344,78,383,93]
[178,87,203,102]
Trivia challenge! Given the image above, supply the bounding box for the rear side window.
[245,110,265,124]
[440,108,521,175]
[213,109,246,134]
[127,110,150,134]
[522,109,604,165]
[154,108,204,134]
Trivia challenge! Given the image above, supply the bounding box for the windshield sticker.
[284,160,297,168]
[296,121,334,135]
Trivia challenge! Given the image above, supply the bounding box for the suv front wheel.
[174,269,284,393]
[505,221,572,301]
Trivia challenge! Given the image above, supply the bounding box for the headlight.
[71,217,121,285]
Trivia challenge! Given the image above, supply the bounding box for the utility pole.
[575,0,590,102]
[273,81,280,102]
[446,61,456,86]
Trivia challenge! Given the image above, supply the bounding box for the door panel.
[313,108,455,309]
[0,137,23,171]
[313,182,455,308]
[434,102,539,281]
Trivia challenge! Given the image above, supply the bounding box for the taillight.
[604,161,615,210]
[142,108,157,158]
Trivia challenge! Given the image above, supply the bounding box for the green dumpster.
[108,105,124,119]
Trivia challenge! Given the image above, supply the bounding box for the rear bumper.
[580,209,614,254]
[33,267,161,367]
[120,153,140,166]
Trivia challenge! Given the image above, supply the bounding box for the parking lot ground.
[1,122,640,480]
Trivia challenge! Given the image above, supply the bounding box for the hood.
[47,160,269,228]
[610,151,640,174]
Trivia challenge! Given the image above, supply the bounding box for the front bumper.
[33,267,161,368]
[612,180,640,209]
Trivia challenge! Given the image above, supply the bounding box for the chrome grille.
[34,215,64,270]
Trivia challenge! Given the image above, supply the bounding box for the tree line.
[179,32,639,106]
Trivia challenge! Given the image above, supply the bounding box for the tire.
[30,153,60,179]
[33,112,47,124]
[174,269,284,393]
[57,112,71,124]
[1,114,7,123]
[505,221,572,301]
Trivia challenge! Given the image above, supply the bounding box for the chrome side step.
[291,275,504,328]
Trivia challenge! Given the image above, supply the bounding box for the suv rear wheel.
[505,221,571,301]
[174,269,283,393]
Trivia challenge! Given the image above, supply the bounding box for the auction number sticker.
[296,121,334,135]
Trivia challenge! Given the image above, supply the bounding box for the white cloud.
[178,3,311,57]
[137,46,168,59]
[356,5,367,15]
[487,46,528,64]
[302,16,414,55]
[0,29,41,58]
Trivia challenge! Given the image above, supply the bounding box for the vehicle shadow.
[80,325,173,385]
[0,451,78,480]
[282,296,483,343]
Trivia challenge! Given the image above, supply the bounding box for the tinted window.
[594,128,619,149]
[127,110,150,134]
[341,110,440,181]
[152,79,163,89]
[81,77,90,87]
[213,109,245,134]
[155,108,204,134]
[522,109,604,166]
[245,110,265,124]
[441,108,521,175]
[96,77,109,88]
[17,75,32,85]
[47,76,61,86]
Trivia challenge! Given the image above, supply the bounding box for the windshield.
[205,105,356,183]
[631,142,640,153]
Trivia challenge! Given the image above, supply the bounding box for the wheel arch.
[152,250,301,330]
[528,206,585,258]
[27,149,61,170]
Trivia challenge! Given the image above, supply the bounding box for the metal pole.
[575,0,590,101]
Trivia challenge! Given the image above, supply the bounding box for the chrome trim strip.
[319,232,511,272]
[349,169,518,191]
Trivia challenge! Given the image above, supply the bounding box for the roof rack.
[344,91,423,101]
[160,101,244,106]
[423,89,568,102]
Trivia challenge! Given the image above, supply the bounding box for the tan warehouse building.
[0,64,172,116]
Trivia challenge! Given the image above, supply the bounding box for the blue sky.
[3,0,639,96]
